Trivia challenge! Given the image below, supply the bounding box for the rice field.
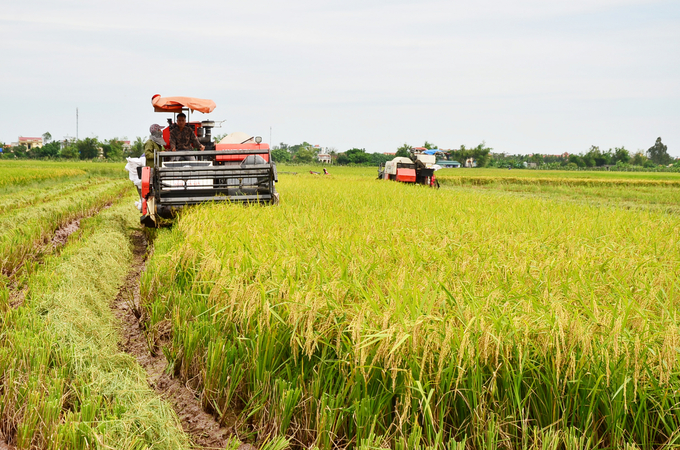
[2,162,680,449]
[0,160,126,189]
[140,167,680,449]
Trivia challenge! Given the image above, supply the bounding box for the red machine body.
[215,143,270,162]
[395,168,416,183]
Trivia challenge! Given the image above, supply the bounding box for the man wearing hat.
[144,124,166,168]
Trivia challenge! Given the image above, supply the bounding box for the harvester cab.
[139,95,278,228]
[378,147,441,187]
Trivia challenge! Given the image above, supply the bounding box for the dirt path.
[112,230,233,449]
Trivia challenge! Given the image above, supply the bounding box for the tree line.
[268,142,395,166]
[4,132,675,171]
[0,132,145,161]
[269,140,494,167]
[490,138,677,170]
[319,137,675,171]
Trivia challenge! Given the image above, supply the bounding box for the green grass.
[141,171,680,448]
[0,193,191,449]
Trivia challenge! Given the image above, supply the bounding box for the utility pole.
[76,108,79,141]
[270,126,272,147]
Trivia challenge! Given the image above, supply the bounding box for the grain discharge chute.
[139,95,278,228]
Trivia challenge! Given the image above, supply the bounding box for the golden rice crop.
[0,160,127,185]
[0,167,86,188]
[142,171,680,448]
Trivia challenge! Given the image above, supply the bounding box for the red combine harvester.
[140,95,278,228]
[378,147,441,187]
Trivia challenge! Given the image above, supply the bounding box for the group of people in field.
[143,113,205,168]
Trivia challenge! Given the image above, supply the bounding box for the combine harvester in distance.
[378,147,442,188]
[140,94,278,227]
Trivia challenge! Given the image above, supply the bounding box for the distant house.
[437,160,461,168]
[17,136,43,150]
[121,140,131,153]
[316,146,332,164]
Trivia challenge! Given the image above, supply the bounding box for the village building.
[437,160,461,168]
[12,137,44,150]
[317,151,332,164]
[315,145,332,164]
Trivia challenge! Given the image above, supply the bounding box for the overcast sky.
[2,0,678,156]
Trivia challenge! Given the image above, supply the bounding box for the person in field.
[169,112,204,161]
[144,124,166,168]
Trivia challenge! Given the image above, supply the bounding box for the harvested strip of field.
[143,174,680,448]
[437,174,680,188]
[0,195,190,449]
[448,183,680,214]
[437,167,680,181]
[0,179,129,276]
[112,230,233,449]
[0,177,112,215]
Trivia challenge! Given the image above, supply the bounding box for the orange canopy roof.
[151,94,216,114]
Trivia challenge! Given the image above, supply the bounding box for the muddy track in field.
[112,230,237,449]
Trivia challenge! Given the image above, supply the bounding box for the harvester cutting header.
[139,95,278,228]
